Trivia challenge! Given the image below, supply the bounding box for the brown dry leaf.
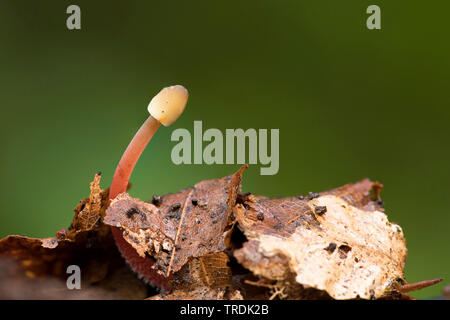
[148,286,243,300]
[197,252,232,289]
[149,252,243,300]
[173,252,232,290]
[1,169,425,300]
[0,234,148,300]
[67,173,110,240]
[240,277,333,300]
[233,179,407,300]
[104,165,247,277]
[0,174,148,299]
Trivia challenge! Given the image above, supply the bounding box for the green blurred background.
[1,1,449,298]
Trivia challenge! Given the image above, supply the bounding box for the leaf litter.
[0,168,442,299]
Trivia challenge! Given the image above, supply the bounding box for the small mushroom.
[108,85,189,289]
[109,85,189,200]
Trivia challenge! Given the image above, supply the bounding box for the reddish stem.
[109,116,160,200]
[108,116,170,290]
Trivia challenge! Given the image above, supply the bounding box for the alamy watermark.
[66,265,81,289]
[366,5,381,30]
[66,5,81,30]
[65,5,381,32]
[171,121,279,175]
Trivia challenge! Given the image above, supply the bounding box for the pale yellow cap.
[147,85,189,126]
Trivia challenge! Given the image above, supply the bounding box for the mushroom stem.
[107,85,188,289]
[109,116,160,200]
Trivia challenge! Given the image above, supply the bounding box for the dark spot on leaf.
[307,192,320,200]
[169,203,181,212]
[314,206,327,216]
[152,195,162,206]
[338,244,352,259]
[167,211,181,219]
[126,207,140,218]
[324,242,337,253]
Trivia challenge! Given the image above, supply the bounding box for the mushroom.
[108,85,189,289]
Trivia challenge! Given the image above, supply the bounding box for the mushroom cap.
[147,85,189,126]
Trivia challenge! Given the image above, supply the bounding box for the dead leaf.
[149,252,243,300]
[233,179,408,300]
[104,165,247,276]
[0,170,433,300]
[172,252,232,290]
[0,174,148,299]
[67,173,110,241]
